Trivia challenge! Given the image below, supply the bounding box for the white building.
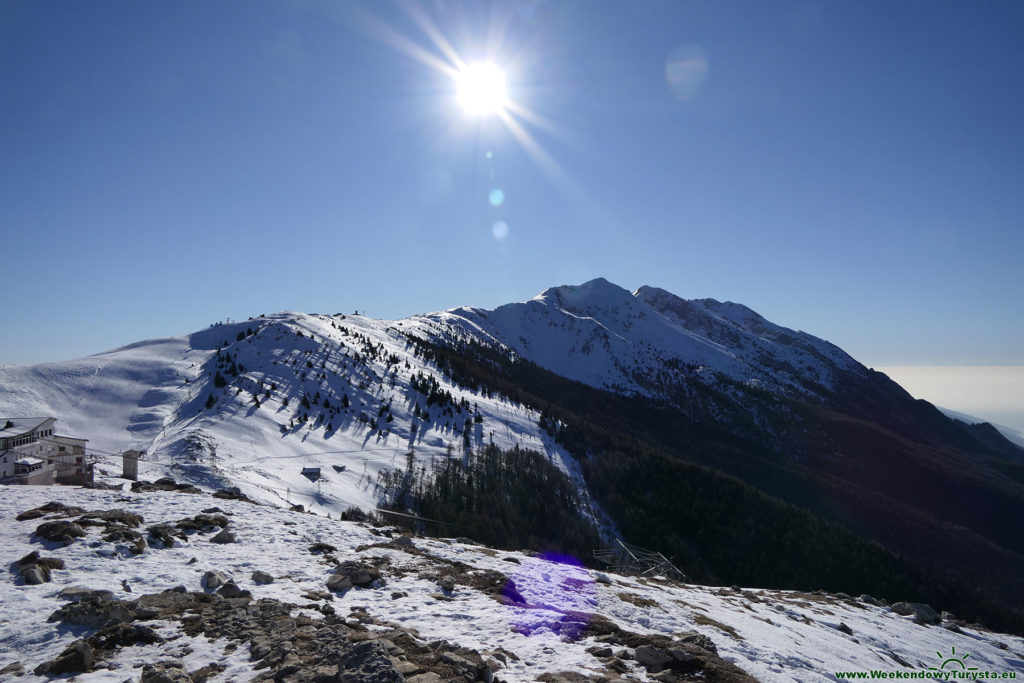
[0,417,91,485]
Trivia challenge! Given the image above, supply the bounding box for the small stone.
[407,674,442,683]
[251,570,274,585]
[21,564,50,585]
[34,520,86,544]
[0,661,25,676]
[309,542,337,554]
[635,644,673,673]
[209,529,236,544]
[140,659,191,683]
[59,587,114,602]
[202,570,228,590]
[327,574,353,592]
[217,582,251,599]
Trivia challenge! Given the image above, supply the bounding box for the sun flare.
[456,62,507,116]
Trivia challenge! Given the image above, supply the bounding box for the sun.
[455,62,507,116]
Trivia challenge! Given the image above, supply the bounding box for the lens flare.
[503,553,595,640]
[492,221,509,240]
[665,45,708,101]
[489,188,505,206]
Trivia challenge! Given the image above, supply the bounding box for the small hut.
[122,449,145,481]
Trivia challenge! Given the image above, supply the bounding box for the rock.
[147,524,184,548]
[251,570,274,585]
[132,478,201,494]
[336,640,405,682]
[82,480,124,491]
[290,504,305,512]
[201,506,226,514]
[217,582,251,599]
[20,564,50,585]
[593,572,612,584]
[891,602,941,625]
[437,576,456,593]
[16,501,85,521]
[209,528,237,543]
[202,570,229,590]
[0,661,25,676]
[327,574,353,592]
[34,556,65,570]
[140,660,192,683]
[394,659,421,675]
[15,550,41,566]
[587,646,614,658]
[678,632,718,655]
[102,526,147,554]
[393,535,415,548]
[47,596,134,628]
[190,662,226,683]
[14,551,63,584]
[212,487,252,502]
[635,645,674,673]
[89,622,162,650]
[859,594,883,606]
[501,579,527,605]
[332,561,380,588]
[59,587,114,602]
[890,602,914,615]
[309,542,337,554]
[837,622,854,635]
[176,514,230,532]
[302,589,334,602]
[79,509,144,528]
[34,519,86,544]
[34,639,95,675]
[407,674,443,683]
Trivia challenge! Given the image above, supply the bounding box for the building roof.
[14,457,44,466]
[0,417,56,437]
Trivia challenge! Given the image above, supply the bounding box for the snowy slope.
[2,485,1022,681]
[0,312,612,535]
[408,278,865,406]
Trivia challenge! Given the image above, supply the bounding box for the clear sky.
[2,1,1023,372]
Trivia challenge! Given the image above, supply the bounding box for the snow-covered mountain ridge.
[407,278,863,405]
[3,484,1022,682]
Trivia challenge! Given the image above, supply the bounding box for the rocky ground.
[2,482,1022,682]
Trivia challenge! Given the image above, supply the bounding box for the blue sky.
[2,0,1023,370]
